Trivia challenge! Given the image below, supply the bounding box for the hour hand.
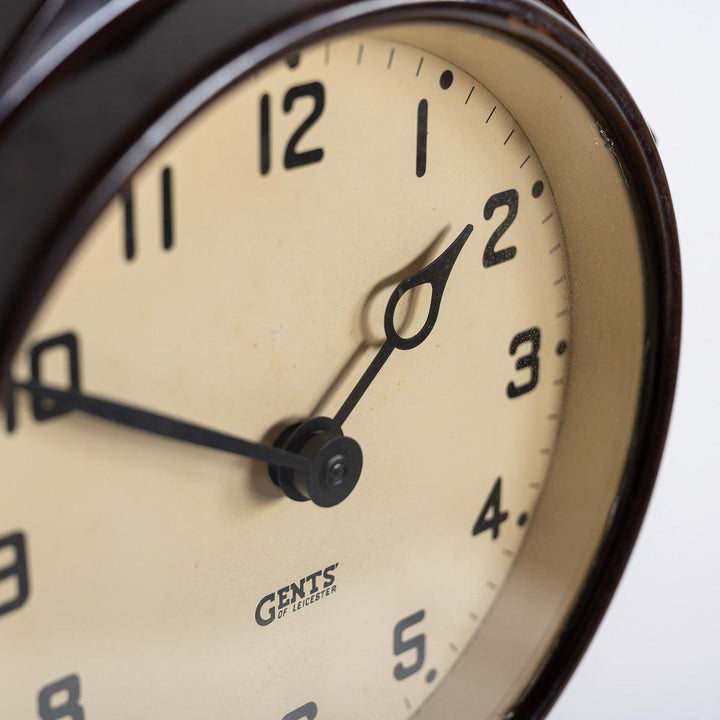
[12,381,311,471]
[333,223,474,427]
[382,223,474,351]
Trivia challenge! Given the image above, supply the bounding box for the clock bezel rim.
[0,1,681,717]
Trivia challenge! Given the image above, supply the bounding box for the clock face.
[0,13,664,720]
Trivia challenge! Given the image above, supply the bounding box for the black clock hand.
[306,226,449,419]
[13,381,311,471]
[333,223,474,427]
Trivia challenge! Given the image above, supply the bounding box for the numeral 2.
[483,189,518,268]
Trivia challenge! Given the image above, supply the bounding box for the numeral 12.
[259,82,326,174]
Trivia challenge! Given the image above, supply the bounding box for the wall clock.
[0,1,681,718]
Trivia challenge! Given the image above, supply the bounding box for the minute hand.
[13,381,311,471]
[333,223,474,427]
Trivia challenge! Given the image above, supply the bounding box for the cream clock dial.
[0,34,568,717]
[0,1,680,718]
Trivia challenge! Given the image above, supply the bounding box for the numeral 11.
[122,166,175,261]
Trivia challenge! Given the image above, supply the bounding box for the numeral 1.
[4,385,16,433]
[483,189,519,268]
[416,99,428,177]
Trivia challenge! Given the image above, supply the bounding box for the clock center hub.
[270,417,363,508]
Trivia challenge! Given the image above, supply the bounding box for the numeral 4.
[393,610,427,681]
[473,477,509,540]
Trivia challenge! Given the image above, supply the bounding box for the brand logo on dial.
[254,563,338,627]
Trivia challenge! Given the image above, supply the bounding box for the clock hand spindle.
[12,381,311,471]
[333,223,474,427]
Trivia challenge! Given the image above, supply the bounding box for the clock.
[0,1,680,718]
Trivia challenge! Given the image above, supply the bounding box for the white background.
[548,1,720,718]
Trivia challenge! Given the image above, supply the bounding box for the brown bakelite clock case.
[0,1,680,718]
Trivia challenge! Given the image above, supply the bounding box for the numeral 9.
[0,531,29,618]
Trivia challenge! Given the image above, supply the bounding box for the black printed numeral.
[0,531,29,618]
[38,674,84,719]
[483,189,519,268]
[3,385,16,433]
[260,82,325,174]
[31,333,80,420]
[122,166,175,261]
[4,332,81,433]
[507,327,541,398]
[393,610,427,681]
[282,702,318,720]
[472,477,509,539]
[416,99,428,177]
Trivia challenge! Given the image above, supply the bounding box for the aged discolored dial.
[0,34,570,716]
[0,0,681,713]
